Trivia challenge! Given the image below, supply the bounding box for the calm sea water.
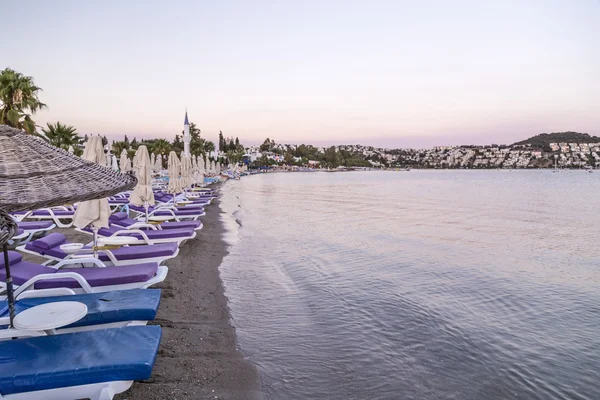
[219,171,600,400]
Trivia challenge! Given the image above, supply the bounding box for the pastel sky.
[2,0,599,148]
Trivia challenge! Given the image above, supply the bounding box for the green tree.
[205,140,215,154]
[189,122,205,156]
[112,140,129,157]
[152,139,171,159]
[0,68,47,133]
[259,138,272,152]
[41,122,82,150]
[218,131,225,151]
[172,135,184,155]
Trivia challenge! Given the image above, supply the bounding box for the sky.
[2,0,599,148]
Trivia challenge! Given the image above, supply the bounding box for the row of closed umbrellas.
[73,139,211,241]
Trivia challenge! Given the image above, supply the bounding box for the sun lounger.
[0,289,160,335]
[0,325,161,399]
[19,233,179,266]
[77,224,196,246]
[18,207,76,228]
[0,251,168,296]
[128,204,205,221]
[109,212,203,231]
[7,220,56,248]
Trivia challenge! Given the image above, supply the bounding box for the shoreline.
[108,183,262,399]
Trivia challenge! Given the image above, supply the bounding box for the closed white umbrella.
[167,151,182,203]
[216,162,221,175]
[68,145,74,154]
[150,153,156,169]
[191,156,199,186]
[73,136,111,257]
[130,145,155,222]
[120,149,130,173]
[209,160,215,175]
[155,154,163,172]
[198,156,205,183]
[180,154,193,191]
[111,155,119,171]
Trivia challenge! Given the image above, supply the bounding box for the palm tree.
[0,68,47,133]
[41,122,82,150]
[152,139,172,158]
[112,140,129,157]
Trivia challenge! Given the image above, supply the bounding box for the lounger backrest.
[0,251,23,267]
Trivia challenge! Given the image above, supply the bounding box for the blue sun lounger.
[0,325,161,400]
[0,289,161,334]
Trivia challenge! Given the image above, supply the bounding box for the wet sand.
[117,191,263,400]
[21,187,262,399]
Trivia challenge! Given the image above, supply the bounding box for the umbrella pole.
[92,226,99,258]
[144,201,149,223]
[2,244,15,328]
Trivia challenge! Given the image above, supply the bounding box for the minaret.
[183,110,190,157]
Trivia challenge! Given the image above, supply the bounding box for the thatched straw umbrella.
[0,126,136,326]
[130,145,155,222]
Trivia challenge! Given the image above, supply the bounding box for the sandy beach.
[21,186,262,400]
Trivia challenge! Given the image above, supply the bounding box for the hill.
[513,131,600,150]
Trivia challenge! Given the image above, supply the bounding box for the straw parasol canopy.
[167,151,182,194]
[120,149,131,173]
[180,154,193,190]
[73,136,113,230]
[130,145,155,221]
[0,126,136,326]
[0,126,136,216]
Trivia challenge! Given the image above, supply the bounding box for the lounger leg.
[97,386,114,400]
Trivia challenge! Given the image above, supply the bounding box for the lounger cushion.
[0,251,159,288]
[16,221,54,230]
[0,289,161,328]
[112,217,202,231]
[97,225,194,240]
[31,232,67,250]
[110,212,129,221]
[152,209,204,217]
[30,209,74,216]
[26,238,178,262]
[0,326,161,395]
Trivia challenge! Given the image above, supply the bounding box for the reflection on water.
[219,170,600,400]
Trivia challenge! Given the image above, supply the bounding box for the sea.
[219,170,600,400]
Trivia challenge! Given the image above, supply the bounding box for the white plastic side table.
[13,301,88,335]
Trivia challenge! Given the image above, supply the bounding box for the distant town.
[242,132,600,169]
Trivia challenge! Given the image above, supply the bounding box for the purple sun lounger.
[20,233,179,266]
[77,224,196,246]
[109,212,203,231]
[128,204,206,221]
[0,251,168,296]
